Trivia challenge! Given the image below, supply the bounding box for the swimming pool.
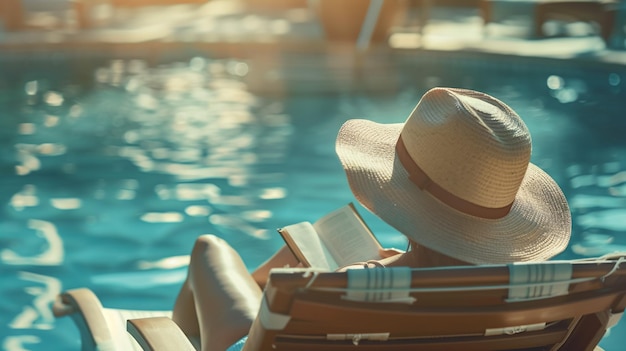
[1,49,625,350]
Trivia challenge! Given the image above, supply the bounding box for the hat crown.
[400,88,531,209]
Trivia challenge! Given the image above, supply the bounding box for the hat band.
[396,136,513,219]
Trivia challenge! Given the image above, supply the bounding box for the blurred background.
[1,0,626,350]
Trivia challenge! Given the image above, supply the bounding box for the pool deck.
[1,0,625,93]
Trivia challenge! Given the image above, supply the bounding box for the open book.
[278,203,382,271]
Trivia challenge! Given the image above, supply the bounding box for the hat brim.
[336,119,571,264]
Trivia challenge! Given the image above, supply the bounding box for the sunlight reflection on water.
[2,57,296,350]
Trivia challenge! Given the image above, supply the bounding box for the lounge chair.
[482,0,618,42]
[54,253,626,350]
[533,0,618,41]
[52,288,193,350]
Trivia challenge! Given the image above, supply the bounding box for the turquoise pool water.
[1,52,625,350]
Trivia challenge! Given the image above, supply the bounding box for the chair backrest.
[243,254,626,351]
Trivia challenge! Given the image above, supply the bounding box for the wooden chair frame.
[55,255,626,351]
[242,257,626,350]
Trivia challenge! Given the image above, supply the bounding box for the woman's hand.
[336,248,407,272]
[378,247,405,259]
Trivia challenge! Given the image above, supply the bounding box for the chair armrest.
[127,317,197,351]
[52,288,112,350]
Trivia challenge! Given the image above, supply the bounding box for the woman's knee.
[193,234,222,248]
[189,234,245,276]
[191,234,228,258]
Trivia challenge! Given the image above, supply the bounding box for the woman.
[171,87,572,350]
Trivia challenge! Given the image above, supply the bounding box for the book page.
[313,204,382,268]
[279,222,337,271]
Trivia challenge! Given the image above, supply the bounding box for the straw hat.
[335,87,571,264]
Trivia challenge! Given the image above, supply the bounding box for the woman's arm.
[336,247,406,271]
[251,245,300,288]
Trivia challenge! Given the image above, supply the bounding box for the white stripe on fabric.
[507,262,572,302]
[344,267,415,304]
[258,297,291,330]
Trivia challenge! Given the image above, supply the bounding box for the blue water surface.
[1,53,626,350]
